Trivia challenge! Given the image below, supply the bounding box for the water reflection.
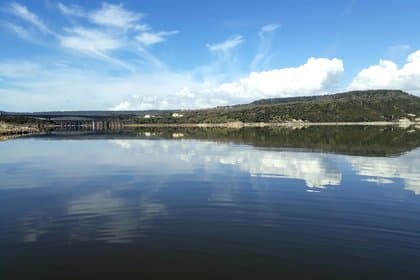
[212,150,342,188]
[1,138,420,243]
[36,125,420,156]
[68,192,167,243]
[2,132,420,278]
[349,152,420,194]
[114,139,343,189]
[110,139,420,193]
[1,138,420,194]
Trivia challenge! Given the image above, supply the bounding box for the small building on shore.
[172,112,184,118]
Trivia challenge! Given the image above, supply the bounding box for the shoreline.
[1,121,419,140]
[0,122,41,141]
[124,121,420,128]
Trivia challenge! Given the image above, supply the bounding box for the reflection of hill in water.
[33,126,420,157]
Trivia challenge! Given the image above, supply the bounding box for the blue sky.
[1,0,420,111]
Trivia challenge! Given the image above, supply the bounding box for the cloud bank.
[349,50,420,94]
[217,57,344,100]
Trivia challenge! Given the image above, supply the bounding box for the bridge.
[7,112,133,130]
[46,116,125,129]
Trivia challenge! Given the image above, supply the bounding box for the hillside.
[165,90,420,123]
[2,90,420,124]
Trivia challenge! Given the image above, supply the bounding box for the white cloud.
[259,23,280,35]
[136,31,179,46]
[251,23,281,71]
[3,22,31,40]
[349,50,420,94]
[112,101,131,111]
[57,2,85,17]
[88,3,143,29]
[7,2,51,34]
[112,87,230,111]
[53,2,176,66]
[58,2,148,32]
[59,27,122,55]
[57,26,143,70]
[217,57,344,100]
[207,35,244,52]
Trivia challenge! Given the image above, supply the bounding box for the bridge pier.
[52,118,125,130]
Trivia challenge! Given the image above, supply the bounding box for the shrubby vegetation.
[134,90,420,123]
[0,115,50,136]
[0,115,50,125]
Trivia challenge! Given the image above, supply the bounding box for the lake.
[1,127,420,279]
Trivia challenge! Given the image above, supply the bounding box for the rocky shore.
[0,121,41,140]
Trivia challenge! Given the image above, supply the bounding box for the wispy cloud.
[2,21,31,40]
[251,23,280,71]
[259,23,280,35]
[57,2,85,17]
[58,2,149,31]
[136,30,179,46]
[54,2,177,68]
[88,3,143,29]
[207,35,244,52]
[201,35,246,82]
[7,2,52,34]
[59,27,122,55]
[58,27,138,71]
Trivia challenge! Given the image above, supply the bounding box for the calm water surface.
[1,128,420,279]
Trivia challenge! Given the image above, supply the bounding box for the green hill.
[165,90,420,123]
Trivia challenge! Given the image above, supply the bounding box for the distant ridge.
[250,90,413,105]
[1,90,420,123]
[176,89,420,123]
